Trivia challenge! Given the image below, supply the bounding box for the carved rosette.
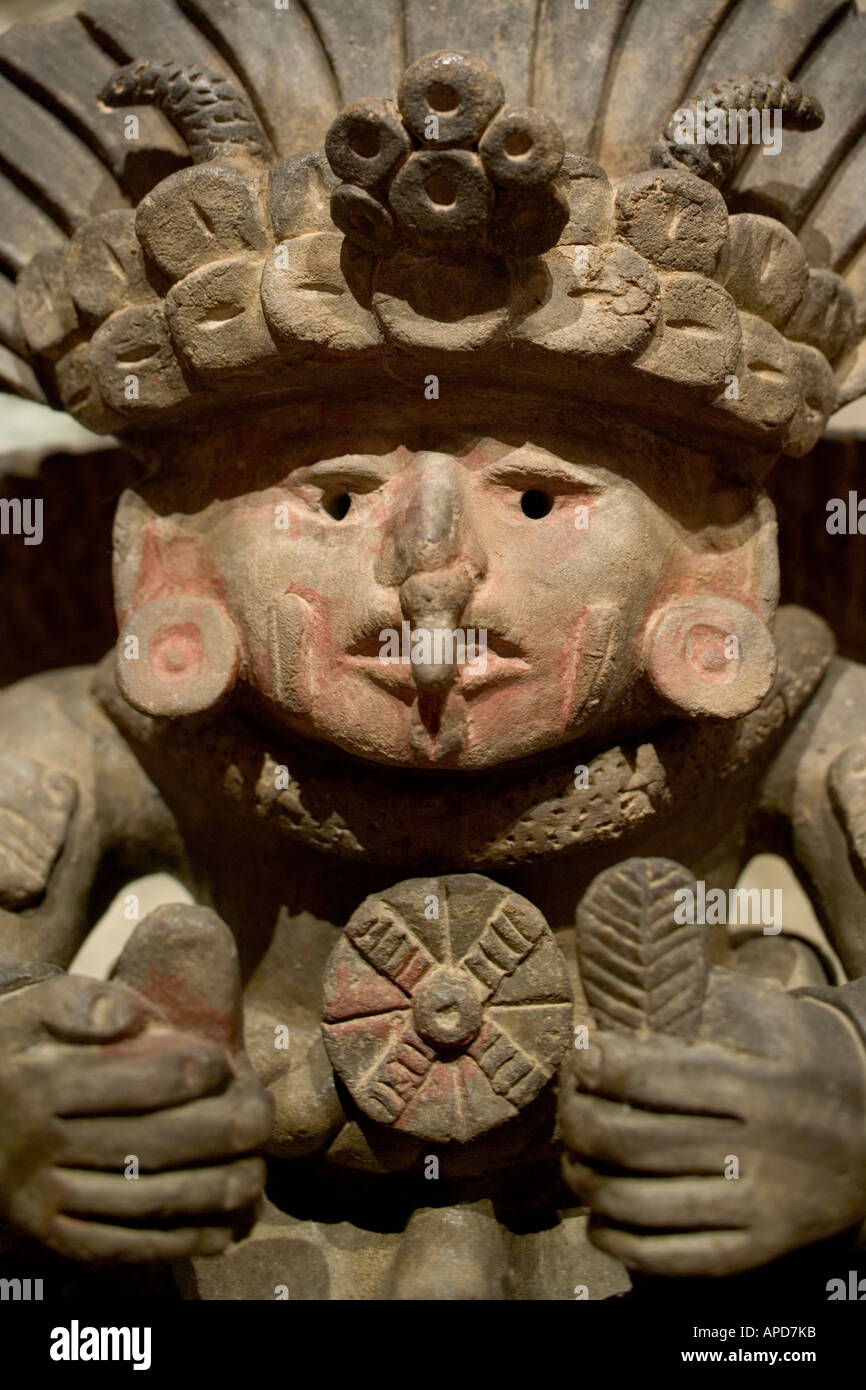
[321,875,573,1144]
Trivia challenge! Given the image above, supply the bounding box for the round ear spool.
[116,595,241,717]
[644,596,776,720]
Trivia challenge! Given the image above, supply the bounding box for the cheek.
[508,509,661,629]
[493,509,671,725]
[510,502,600,565]
[217,509,385,688]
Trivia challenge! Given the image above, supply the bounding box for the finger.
[570,1033,764,1116]
[563,1157,749,1229]
[28,1033,229,1116]
[57,1084,274,1170]
[40,976,154,1044]
[559,1091,742,1174]
[49,1214,235,1264]
[53,1156,265,1220]
[588,1219,755,1278]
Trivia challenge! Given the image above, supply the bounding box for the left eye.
[519,488,554,519]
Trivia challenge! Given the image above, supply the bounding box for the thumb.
[111,903,243,1052]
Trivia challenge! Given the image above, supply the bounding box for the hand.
[0,907,273,1263]
[560,968,866,1276]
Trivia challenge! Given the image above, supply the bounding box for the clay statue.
[0,0,865,1299]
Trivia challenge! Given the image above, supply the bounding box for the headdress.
[1,0,864,464]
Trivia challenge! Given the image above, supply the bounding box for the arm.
[763,654,866,980]
[0,665,271,1262]
[0,663,184,965]
[559,684,866,1282]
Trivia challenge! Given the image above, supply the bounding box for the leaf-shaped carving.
[576,856,708,1040]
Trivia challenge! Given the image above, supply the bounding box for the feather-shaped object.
[576,856,708,1040]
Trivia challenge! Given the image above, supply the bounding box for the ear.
[644,595,776,720]
[116,594,241,717]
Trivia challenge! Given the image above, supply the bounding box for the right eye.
[286,457,395,521]
[324,492,353,520]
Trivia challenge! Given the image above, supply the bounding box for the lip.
[459,650,531,690]
[344,650,531,695]
[343,618,531,694]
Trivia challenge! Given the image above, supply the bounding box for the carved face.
[115,398,776,769]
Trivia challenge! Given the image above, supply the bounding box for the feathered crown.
[2,0,865,462]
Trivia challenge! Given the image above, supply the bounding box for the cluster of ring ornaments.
[14,49,860,458]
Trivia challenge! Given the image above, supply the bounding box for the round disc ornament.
[321,874,573,1144]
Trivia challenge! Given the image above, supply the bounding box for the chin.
[265,681,606,773]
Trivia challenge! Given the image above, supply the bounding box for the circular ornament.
[321,874,573,1144]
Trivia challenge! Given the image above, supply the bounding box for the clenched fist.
[0,905,273,1263]
[560,969,866,1277]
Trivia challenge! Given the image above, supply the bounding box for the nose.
[376,453,486,693]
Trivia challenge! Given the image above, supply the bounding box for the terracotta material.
[0,0,865,1300]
